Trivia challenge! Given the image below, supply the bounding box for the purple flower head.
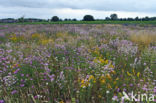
[14,68,20,74]
[34,96,38,99]
[129,84,133,87]
[32,85,34,88]
[154,87,156,93]
[20,84,25,87]
[11,90,17,95]
[0,100,4,103]
[117,88,120,92]
[21,74,24,77]
[112,96,118,101]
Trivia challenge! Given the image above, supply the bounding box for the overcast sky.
[0,0,156,19]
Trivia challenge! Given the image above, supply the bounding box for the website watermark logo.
[122,91,155,102]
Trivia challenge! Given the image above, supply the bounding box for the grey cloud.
[0,0,156,19]
[0,0,156,12]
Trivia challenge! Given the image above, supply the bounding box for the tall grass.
[130,30,156,49]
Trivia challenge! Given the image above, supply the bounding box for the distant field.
[1,20,156,26]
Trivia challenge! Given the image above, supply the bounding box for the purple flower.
[123,84,126,86]
[112,96,118,101]
[117,88,120,92]
[34,96,38,99]
[48,74,55,82]
[0,100,4,103]
[11,90,17,95]
[129,84,133,87]
[142,87,147,91]
[14,68,20,74]
[20,84,25,87]
[21,74,24,77]
[123,88,126,91]
[154,87,156,93]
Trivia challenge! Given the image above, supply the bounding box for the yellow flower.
[10,36,17,42]
[89,75,96,83]
[116,78,119,80]
[110,70,116,74]
[104,60,109,64]
[80,79,89,88]
[137,72,140,77]
[94,50,99,55]
[98,95,102,98]
[115,86,118,89]
[127,71,132,76]
[106,74,111,80]
[109,64,114,68]
[113,81,117,85]
[101,79,106,84]
[81,79,85,84]
[107,84,112,89]
[99,58,105,64]
[59,100,64,103]
[99,76,106,84]
[93,58,98,63]
[132,68,135,75]
[31,33,40,39]
[88,75,94,80]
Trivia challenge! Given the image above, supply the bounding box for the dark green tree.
[135,17,139,21]
[18,16,25,22]
[105,17,110,20]
[83,15,95,21]
[110,14,118,20]
[51,16,59,22]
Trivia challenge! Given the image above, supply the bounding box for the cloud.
[0,0,156,12]
[0,0,156,19]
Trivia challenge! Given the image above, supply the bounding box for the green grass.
[1,20,156,25]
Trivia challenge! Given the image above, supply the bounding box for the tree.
[51,16,59,22]
[110,14,118,20]
[72,18,77,21]
[105,17,110,20]
[18,16,25,22]
[83,15,94,21]
[135,17,139,21]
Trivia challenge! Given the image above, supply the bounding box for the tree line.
[0,14,156,23]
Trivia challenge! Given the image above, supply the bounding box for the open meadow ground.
[0,24,156,103]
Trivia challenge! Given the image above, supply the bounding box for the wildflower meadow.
[0,24,155,103]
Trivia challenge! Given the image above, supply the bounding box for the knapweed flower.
[11,90,17,95]
[13,68,20,74]
[20,84,25,87]
[0,100,4,103]
[112,96,119,101]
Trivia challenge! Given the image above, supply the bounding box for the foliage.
[83,15,95,21]
[0,24,155,103]
[51,16,59,22]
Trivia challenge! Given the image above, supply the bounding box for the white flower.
[106,91,110,94]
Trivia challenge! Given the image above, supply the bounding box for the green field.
[1,20,156,25]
